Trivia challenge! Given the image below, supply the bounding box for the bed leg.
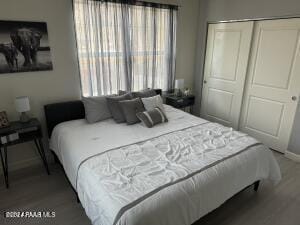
[52,151,59,164]
[254,181,260,192]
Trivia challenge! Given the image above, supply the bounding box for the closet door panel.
[240,18,300,152]
[252,29,298,89]
[201,22,254,129]
[210,30,241,80]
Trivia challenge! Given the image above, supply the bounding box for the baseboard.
[0,153,53,175]
[285,150,300,163]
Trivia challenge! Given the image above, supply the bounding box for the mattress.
[50,105,281,225]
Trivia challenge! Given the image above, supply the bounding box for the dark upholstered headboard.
[44,89,162,137]
[44,101,85,138]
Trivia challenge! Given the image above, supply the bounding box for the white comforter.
[50,105,281,225]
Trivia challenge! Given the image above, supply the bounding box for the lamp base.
[175,89,183,97]
[20,112,30,123]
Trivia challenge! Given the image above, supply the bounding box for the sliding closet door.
[239,19,300,152]
[201,22,254,129]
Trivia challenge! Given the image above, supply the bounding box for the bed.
[44,93,281,225]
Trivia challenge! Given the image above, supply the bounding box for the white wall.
[0,0,81,172]
[194,0,300,155]
[289,103,300,154]
[174,0,200,89]
[146,0,200,89]
[0,0,200,173]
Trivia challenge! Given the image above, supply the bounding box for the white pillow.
[141,95,165,113]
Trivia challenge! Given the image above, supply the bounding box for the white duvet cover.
[50,105,281,225]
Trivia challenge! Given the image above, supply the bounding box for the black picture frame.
[0,20,53,74]
[0,111,9,128]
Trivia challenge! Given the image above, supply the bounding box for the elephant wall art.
[0,20,53,74]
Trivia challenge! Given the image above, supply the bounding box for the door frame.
[200,15,300,111]
[207,15,300,24]
[199,15,300,152]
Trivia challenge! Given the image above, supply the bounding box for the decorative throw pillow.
[118,89,157,98]
[136,107,168,128]
[141,95,165,113]
[119,98,145,125]
[106,93,133,123]
[82,96,112,123]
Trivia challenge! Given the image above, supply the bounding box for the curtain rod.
[86,0,181,9]
[136,0,182,8]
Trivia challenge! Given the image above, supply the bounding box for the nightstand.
[0,118,50,188]
[165,94,195,113]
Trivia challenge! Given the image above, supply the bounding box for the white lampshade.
[15,96,30,113]
[175,79,184,89]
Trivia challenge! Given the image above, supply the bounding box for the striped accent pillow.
[136,107,168,128]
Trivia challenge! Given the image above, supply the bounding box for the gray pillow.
[136,107,168,128]
[133,89,157,98]
[82,96,112,123]
[118,89,157,98]
[118,90,128,95]
[141,95,165,113]
[119,98,145,125]
[106,93,133,123]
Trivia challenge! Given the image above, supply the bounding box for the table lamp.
[175,79,184,96]
[15,96,31,123]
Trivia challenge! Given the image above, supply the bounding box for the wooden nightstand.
[0,118,50,188]
[165,94,195,113]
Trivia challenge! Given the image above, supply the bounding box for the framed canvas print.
[0,111,9,128]
[0,20,53,74]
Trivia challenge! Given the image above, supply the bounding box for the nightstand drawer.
[165,95,195,109]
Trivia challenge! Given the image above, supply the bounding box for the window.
[74,0,177,96]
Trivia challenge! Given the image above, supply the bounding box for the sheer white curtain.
[73,0,177,96]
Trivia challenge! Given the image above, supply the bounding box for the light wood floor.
[0,152,299,225]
